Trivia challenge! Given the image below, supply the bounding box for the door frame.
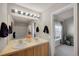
[50,3,78,56]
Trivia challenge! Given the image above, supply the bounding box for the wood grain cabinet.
[9,47,34,56]
[34,43,49,56]
[34,45,41,56]
[6,42,49,56]
[41,43,49,56]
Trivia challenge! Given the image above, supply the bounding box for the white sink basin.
[14,44,27,49]
[12,38,41,49]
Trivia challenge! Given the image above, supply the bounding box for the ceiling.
[16,3,70,13]
[55,8,73,21]
[16,3,54,12]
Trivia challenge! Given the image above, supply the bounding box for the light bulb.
[21,11,23,14]
[11,9,18,13]
[26,12,29,16]
[30,13,32,16]
[34,14,37,18]
[15,9,18,13]
[23,12,26,15]
[30,13,34,17]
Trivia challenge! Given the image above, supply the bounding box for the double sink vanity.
[0,38,49,56]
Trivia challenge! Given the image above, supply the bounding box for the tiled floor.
[55,45,74,56]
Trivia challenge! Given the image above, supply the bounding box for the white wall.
[63,17,74,36]
[14,22,28,39]
[0,4,8,27]
[0,3,8,50]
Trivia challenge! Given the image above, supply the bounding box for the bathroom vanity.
[0,4,49,56]
[0,38,49,56]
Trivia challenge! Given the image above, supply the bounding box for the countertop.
[0,38,49,55]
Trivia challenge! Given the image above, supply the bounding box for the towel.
[0,22,8,37]
[43,25,49,34]
[36,27,39,32]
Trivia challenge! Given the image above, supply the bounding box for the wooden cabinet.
[34,43,49,56]
[8,47,34,56]
[41,43,49,56]
[5,42,49,56]
[34,45,41,56]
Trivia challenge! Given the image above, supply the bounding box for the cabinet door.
[25,47,34,56]
[41,43,49,56]
[34,45,41,56]
[34,43,49,56]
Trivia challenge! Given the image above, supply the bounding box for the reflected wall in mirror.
[11,16,36,39]
[7,3,41,40]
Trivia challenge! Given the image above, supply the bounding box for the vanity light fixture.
[11,9,40,19]
[15,9,18,13]
[23,12,26,15]
[11,9,15,13]
[27,13,30,16]
[33,14,40,18]
[21,11,23,14]
[30,13,32,16]
[25,12,29,16]
[18,11,21,14]
[34,14,37,18]
[30,13,34,17]
[11,9,18,13]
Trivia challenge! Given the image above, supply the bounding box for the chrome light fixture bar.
[11,9,40,19]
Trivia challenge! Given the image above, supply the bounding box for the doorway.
[52,5,75,56]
